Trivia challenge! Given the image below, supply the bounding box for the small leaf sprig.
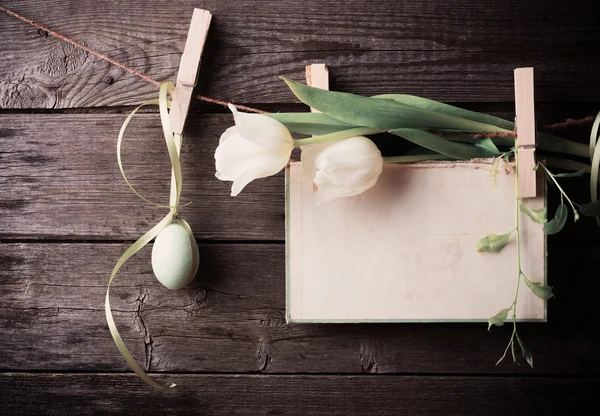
[478,155,558,368]
[477,157,600,367]
[536,163,581,233]
[536,163,600,227]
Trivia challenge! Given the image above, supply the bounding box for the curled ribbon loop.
[589,111,600,226]
[106,82,184,390]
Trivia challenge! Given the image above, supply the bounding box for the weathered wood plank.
[1,112,597,241]
[1,242,598,374]
[1,0,599,108]
[0,113,284,240]
[1,373,597,415]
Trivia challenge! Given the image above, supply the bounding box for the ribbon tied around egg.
[106,82,199,390]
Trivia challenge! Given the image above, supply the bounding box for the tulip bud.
[215,105,294,196]
[301,136,383,204]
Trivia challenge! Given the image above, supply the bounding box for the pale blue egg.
[151,222,199,289]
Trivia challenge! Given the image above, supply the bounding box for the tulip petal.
[315,137,382,170]
[300,143,330,183]
[228,151,290,196]
[215,134,262,180]
[216,137,289,178]
[215,133,291,195]
[322,165,382,188]
[230,166,269,196]
[229,104,293,147]
[315,182,359,205]
[314,175,380,204]
[314,189,337,205]
[303,136,383,204]
[219,126,238,144]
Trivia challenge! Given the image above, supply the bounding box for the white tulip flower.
[215,104,294,196]
[301,136,384,204]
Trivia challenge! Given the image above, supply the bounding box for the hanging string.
[0,5,266,114]
[2,4,596,130]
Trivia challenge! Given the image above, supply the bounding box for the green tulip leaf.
[371,94,515,130]
[474,138,502,156]
[267,112,356,135]
[281,77,509,133]
[390,128,493,160]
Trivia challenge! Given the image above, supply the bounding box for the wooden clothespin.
[514,67,537,198]
[304,64,329,190]
[167,9,211,211]
[305,63,329,110]
[169,9,212,135]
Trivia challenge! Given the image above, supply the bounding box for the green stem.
[538,163,578,214]
[497,150,524,365]
[293,127,383,147]
[513,151,523,321]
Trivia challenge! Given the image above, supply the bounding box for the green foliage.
[538,164,581,223]
[579,201,600,217]
[282,77,509,133]
[519,203,547,224]
[389,129,497,159]
[371,94,515,130]
[474,138,501,157]
[553,170,585,178]
[543,203,568,234]
[488,308,510,330]
[496,333,534,369]
[523,274,555,300]
[477,232,512,253]
[266,112,355,135]
[516,333,534,369]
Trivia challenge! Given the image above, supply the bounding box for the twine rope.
[1,5,594,133]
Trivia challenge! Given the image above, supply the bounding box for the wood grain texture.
[1,373,598,415]
[1,1,600,410]
[1,242,599,374]
[168,8,212,135]
[1,0,599,108]
[0,113,284,240]
[515,67,537,198]
[0,111,597,241]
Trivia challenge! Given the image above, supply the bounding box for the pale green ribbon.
[106,82,189,390]
[589,111,600,225]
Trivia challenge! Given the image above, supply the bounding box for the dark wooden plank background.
[1,0,599,414]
